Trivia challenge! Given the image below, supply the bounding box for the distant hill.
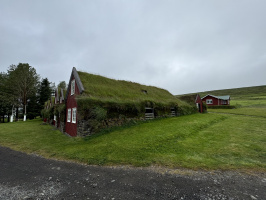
[177,85,266,99]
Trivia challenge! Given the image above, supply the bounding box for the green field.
[0,85,265,171]
[205,86,266,117]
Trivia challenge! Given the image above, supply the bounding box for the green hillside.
[198,85,266,99]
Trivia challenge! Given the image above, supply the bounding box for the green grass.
[1,85,265,171]
[0,113,265,171]
[208,91,266,118]
[210,105,266,118]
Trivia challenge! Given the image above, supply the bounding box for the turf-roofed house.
[42,86,66,133]
[179,94,206,113]
[65,67,190,137]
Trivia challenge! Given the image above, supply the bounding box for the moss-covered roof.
[179,94,198,105]
[76,71,186,107]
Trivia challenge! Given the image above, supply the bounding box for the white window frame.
[206,99,213,104]
[71,80,75,95]
[72,107,77,123]
[67,108,71,122]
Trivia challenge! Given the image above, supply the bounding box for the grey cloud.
[0,0,266,94]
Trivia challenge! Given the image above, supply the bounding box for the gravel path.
[0,146,265,200]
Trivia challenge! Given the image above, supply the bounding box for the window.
[67,109,71,122]
[71,80,75,95]
[72,108,77,123]
[222,100,227,104]
[206,99,213,104]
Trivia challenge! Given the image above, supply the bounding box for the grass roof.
[77,71,187,107]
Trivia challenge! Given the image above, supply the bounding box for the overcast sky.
[0,0,265,94]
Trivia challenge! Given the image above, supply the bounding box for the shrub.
[177,105,198,115]
[91,107,107,121]
[207,105,236,109]
[202,102,208,113]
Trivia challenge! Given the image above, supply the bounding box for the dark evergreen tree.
[27,93,39,119]
[38,78,52,113]
[0,72,16,122]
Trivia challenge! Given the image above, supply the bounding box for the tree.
[0,72,8,122]
[38,78,52,113]
[0,72,17,122]
[8,63,40,121]
[27,92,39,120]
[57,81,67,90]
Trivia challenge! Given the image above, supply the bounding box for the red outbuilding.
[195,94,204,113]
[201,94,230,106]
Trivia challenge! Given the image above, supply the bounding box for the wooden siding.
[202,95,229,106]
[65,76,80,137]
[195,94,203,113]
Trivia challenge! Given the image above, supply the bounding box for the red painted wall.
[202,95,229,106]
[195,94,203,113]
[65,76,80,137]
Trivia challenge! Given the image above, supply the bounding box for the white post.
[23,104,26,121]
[10,105,14,122]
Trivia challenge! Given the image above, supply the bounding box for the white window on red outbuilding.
[72,108,77,123]
[67,109,71,122]
[71,80,75,95]
[206,99,213,104]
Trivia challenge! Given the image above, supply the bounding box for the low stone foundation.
[77,117,145,137]
[77,120,91,137]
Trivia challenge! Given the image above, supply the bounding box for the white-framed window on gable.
[67,108,71,122]
[206,99,213,104]
[71,80,75,95]
[72,108,77,123]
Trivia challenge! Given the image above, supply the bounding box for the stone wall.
[77,120,91,137]
[77,117,145,137]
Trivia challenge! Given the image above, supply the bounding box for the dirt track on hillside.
[0,146,265,199]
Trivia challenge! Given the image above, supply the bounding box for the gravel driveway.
[0,146,265,200]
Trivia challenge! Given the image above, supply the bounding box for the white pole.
[10,105,14,122]
[23,104,26,121]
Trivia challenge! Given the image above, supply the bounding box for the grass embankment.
[207,89,266,118]
[0,113,265,171]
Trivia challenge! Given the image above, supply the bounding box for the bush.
[177,105,198,115]
[54,104,66,122]
[202,102,208,113]
[91,107,107,121]
[207,105,236,109]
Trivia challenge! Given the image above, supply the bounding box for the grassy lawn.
[0,113,265,171]
[209,95,266,118]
